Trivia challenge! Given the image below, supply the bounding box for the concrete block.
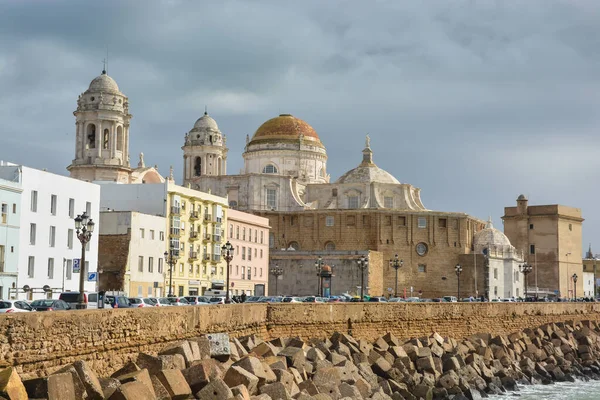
[159,340,195,367]
[206,333,231,361]
[110,362,140,379]
[0,367,28,400]
[259,382,292,400]
[149,375,170,400]
[231,384,251,400]
[73,360,104,400]
[195,378,233,400]
[156,369,192,399]
[47,372,77,400]
[181,363,211,394]
[108,381,156,400]
[52,365,87,400]
[98,377,121,399]
[224,366,259,395]
[116,369,155,399]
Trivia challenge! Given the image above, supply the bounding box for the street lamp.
[315,256,325,297]
[572,273,578,301]
[163,250,176,297]
[519,263,533,300]
[357,255,369,301]
[74,211,95,309]
[455,264,462,300]
[389,254,403,298]
[221,241,234,304]
[270,265,283,295]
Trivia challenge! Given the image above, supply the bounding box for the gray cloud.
[1,0,600,254]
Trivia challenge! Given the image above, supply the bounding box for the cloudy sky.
[1,0,600,256]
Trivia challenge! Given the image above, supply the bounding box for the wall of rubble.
[2,302,599,377]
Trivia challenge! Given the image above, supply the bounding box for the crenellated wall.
[4,303,600,379]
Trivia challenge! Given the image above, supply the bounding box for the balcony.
[170,227,181,237]
[212,235,221,243]
[212,254,221,262]
[189,251,198,260]
[216,217,222,224]
[203,233,211,242]
[170,249,180,258]
[170,206,180,215]
[203,254,210,261]
[189,231,199,241]
[204,214,212,222]
[189,211,199,220]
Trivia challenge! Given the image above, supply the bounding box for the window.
[241,266,245,279]
[398,216,406,226]
[260,231,264,244]
[254,267,257,276]
[248,248,252,260]
[418,217,427,228]
[138,256,144,272]
[569,224,572,231]
[159,231,165,241]
[1,204,6,224]
[150,230,155,240]
[255,230,258,243]
[87,124,96,148]
[236,226,240,239]
[12,204,16,214]
[179,263,184,274]
[229,224,233,239]
[266,189,277,209]
[326,216,334,227]
[242,247,246,260]
[269,233,275,248]
[29,223,36,245]
[47,258,54,279]
[530,244,535,255]
[247,269,251,280]
[288,242,300,250]
[189,264,193,275]
[243,227,246,241]
[418,264,427,273]
[68,198,74,218]
[178,286,184,297]
[86,201,91,216]
[140,228,145,239]
[148,257,154,273]
[260,249,263,258]
[254,248,257,258]
[384,197,394,208]
[103,129,109,149]
[66,259,72,280]
[494,286,498,296]
[439,218,447,228]
[362,215,370,226]
[28,256,34,278]
[529,224,534,230]
[263,164,278,174]
[260,268,263,277]
[49,226,56,247]
[50,194,57,215]
[31,190,38,212]
[494,268,498,279]
[158,258,163,274]
[346,215,356,226]
[325,242,336,251]
[148,286,152,296]
[348,196,359,209]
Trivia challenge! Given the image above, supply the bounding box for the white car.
[282,297,303,303]
[128,297,156,308]
[0,300,33,313]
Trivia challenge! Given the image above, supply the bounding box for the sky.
[1,0,600,256]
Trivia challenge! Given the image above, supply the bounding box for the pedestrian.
[241,292,247,303]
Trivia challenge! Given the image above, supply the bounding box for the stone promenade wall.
[3,302,600,378]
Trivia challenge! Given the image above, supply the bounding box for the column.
[124,125,130,166]
[75,122,81,159]
[110,122,116,160]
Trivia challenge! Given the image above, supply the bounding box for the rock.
[195,378,233,400]
[500,376,518,391]
[51,365,87,399]
[413,384,433,400]
[156,369,192,399]
[273,369,299,397]
[149,375,170,400]
[73,360,104,400]
[339,382,363,399]
[224,366,260,395]
[313,367,341,387]
[137,353,185,375]
[259,382,291,400]
[416,355,437,373]
[372,357,393,377]
[206,333,232,361]
[99,377,121,399]
[108,381,156,400]
[231,384,251,400]
[159,340,196,367]
[110,362,141,379]
[116,369,155,399]
[439,370,460,389]
[181,363,211,393]
[0,367,28,400]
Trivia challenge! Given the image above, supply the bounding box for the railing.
[189,232,198,240]
[204,233,211,241]
[203,254,210,261]
[189,251,198,260]
[189,211,199,220]
[212,254,221,262]
[170,228,181,236]
[212,235,221,243]
[171,206,180,215]
[204,214,212,222]
[170,249,180,258]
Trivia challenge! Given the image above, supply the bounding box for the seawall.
[3,302,599,377]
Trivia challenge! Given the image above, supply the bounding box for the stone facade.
[268,250,382,297]
[503,195,584,299]
[97,232,130,292]
[2,303,600,379]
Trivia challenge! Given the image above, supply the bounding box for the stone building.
[582,245,598,298]
[503,195,584,299]
[187,113,487,298]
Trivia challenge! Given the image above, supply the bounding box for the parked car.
[128,297,156,308]
[368,296,388,303]
[58,291,95,309]
[0,300,33,313]
[105,295,131,308]
[282,297,303,303]
[184,296,210,305]
[209,297,238,304]
[166,297,190,306]
[30,299,71,311]
[155,297,173,306]
[244,296,262,303]
[388,297,405,303]
[443,296,458,303]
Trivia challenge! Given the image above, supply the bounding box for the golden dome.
[251,114,321,143]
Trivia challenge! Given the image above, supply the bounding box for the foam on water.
[487,380,600,400]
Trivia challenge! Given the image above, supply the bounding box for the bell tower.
[182,110,228,187]
[67,68,132,183]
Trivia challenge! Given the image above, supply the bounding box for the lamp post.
[389,254,403,298]
[221,241,234,304]
[519,263,533,300]
[163,250,175,297]
[357,255,369,301]
[315,256,325,297]
[572,273,578,301]
[455,264,462,300]
[74,212,95,309]
[270,265,283,295]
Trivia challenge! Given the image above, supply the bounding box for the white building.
[0,172,22,299]
[583,272,594,298]
[0,162,100,300]
[474,218,525,300]
[99,211,167,297]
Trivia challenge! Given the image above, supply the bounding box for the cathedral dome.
[87,71,120,93]
[251,114,321,143]
[194,112,219,131]
[474,218,512,248]
[335,137,400,184]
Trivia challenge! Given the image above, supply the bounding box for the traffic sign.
[73,259,81,274]
[87,272,97,282]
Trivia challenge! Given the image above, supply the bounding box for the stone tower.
[182,111,228,186]
[67,69,132,183]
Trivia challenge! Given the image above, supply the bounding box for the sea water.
[487,380,600,400]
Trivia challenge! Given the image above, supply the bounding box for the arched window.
[194,157,202,176]
[103,129,110,150]
[87,124,96,149]
[319,167,325,177]
[116,126,123,151]
[263,164,278,174]
[229,200,238,209]
[288,241,300,250]
[325,242,336,251]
